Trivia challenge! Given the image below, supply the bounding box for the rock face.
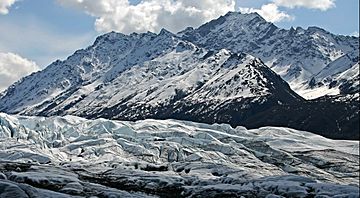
[0,113,359,197]
[179,12,359,99]
[0,12,358,140]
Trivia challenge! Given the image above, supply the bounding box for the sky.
[0,0,359,91]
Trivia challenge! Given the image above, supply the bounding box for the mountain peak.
[93,31,127,46]
[307,26,329,35]
[224,11,266,23]
[227,11,262,17]
[159,28,174,36]
[181,11,270,39]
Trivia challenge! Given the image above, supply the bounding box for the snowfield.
[0,113,358,197]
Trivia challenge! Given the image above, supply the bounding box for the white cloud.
[239,3,294,23]
[239,0,336,23]
[56,0,236,34]
[272,0,336,11]
[0,52,39,91]
[0,0,17,15]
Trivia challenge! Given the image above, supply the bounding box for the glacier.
[0,113,358,197]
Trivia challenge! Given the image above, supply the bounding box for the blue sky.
[0,0,359,68]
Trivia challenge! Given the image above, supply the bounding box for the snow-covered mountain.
[0,31,306,126]
[0,12,359,140]
[0,30,183,114]
[179,12,359,99]
[301,50,359,98]
[0,113,359,197]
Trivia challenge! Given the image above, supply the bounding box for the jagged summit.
[225,11,265,21]
[158,28,174,36]
[179,12,359,99]
[307,26,328,33]
[93,28,176,46]
[223,11,265,21]
[184,11,270,38]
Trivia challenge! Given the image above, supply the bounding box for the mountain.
[303,51,359,98]
[0,31,304,129]
[0,113,359,197]
[179,12,359,99]
[0,30,179,114]
[245,93,359,140]
[0,12,358,140]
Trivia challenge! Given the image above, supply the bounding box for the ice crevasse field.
[0,113,359,197]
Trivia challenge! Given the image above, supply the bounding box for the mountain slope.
[0,113,359,197]
[77,50,303,122]
[0,30,180,114]
[179,12,359,99]
[300,50,359,98]
[0,33,303,125]
[244,93,359,140]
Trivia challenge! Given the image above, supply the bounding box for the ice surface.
[0,113,358,197]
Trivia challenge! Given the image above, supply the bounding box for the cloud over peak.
[0,52,39,91]
[239,0,336,23]
[240,3,294,23]
[57,0,236,34]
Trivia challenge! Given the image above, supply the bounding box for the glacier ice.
[0,113,358,197]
